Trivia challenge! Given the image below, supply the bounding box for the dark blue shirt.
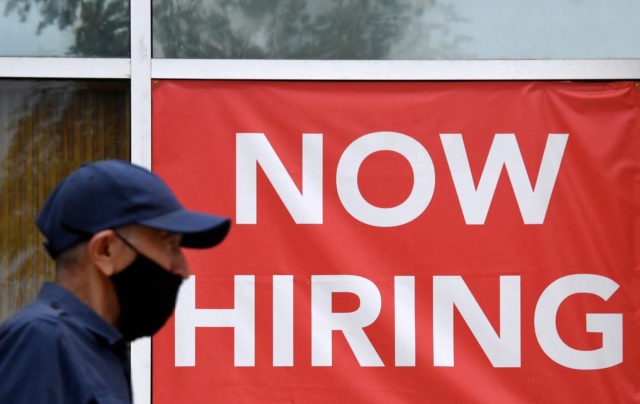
[0,282,131,403]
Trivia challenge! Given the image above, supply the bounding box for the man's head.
[35,160,231,340]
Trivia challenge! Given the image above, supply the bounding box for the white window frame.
[0,1,638,403]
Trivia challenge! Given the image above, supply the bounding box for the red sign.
[152,81,639,403]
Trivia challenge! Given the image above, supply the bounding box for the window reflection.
[0,80,130,321]
[152,0,640,60]
[1,0,130,57]
[153,0,454,59]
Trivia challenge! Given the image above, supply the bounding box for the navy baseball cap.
[36,160,231,258]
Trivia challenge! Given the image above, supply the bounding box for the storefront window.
[0,80,130,321]
[0,0,130,57]
[152,0,640,60]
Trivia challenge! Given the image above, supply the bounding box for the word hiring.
[236,132,569,226]
[175,274,621,370]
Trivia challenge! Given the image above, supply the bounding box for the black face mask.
[112,235,183,342]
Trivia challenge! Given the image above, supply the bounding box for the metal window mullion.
[151,58,640,80]
[130,2,152,169]
[129,0,152,404]
[0,57,129,78]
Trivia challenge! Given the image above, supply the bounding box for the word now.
[236,132,569,226]
[174,274,621,370]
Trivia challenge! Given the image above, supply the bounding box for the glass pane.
[0,80,130,321]
[0,0,130,57]
[152,0,640,60]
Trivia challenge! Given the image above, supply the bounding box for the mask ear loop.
[113,231,138,253]
[113,230,172,271]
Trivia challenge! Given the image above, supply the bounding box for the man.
[0,160,231,403]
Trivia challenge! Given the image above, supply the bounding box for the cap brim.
[138,209,231,248]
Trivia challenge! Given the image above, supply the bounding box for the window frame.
[0,1,638,403]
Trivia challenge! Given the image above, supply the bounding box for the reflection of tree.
[153,0,465,59]
[0,81,130,321]
[3,0,129,56]
[302,1,425,59]
[153,0,448,59]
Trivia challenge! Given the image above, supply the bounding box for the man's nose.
[171,251,191,279]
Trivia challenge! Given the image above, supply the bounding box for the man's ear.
[87,230,122,277]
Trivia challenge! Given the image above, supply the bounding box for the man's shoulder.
[0,291,131,403]
[0,301,68,394]
[0,300,65,346]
